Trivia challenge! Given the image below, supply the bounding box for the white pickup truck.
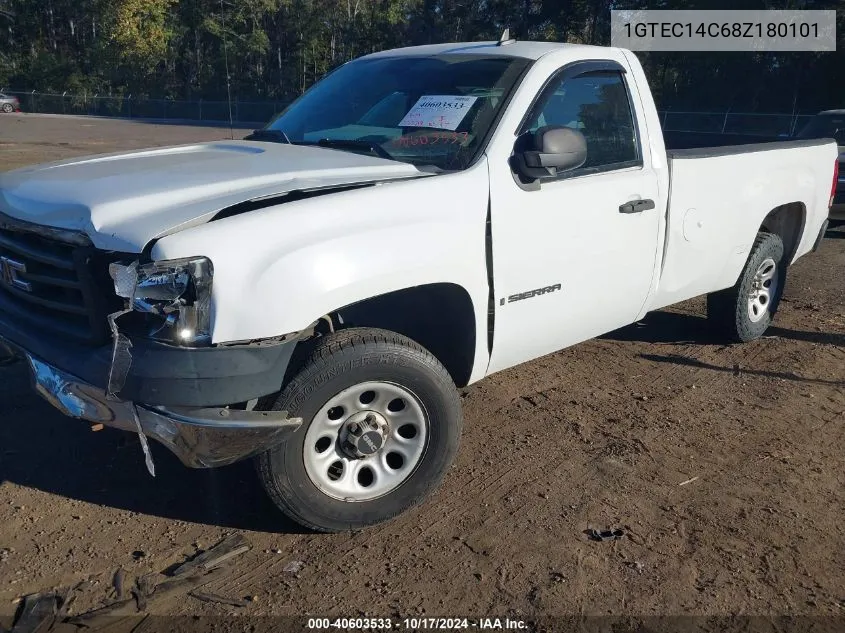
[0,39,838,532]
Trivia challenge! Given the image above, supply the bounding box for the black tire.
[1,104,13,113]
[255,327,462,532]
[707,232,785,343]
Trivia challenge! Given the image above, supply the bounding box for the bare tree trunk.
[423,0,436,44]
[48,0,56,50]
[522,0,531,38]
[588,0,606,45]
[195,28,201,89]
[659,55,670,100]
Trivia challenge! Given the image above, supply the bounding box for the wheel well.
[327,284,477,388]
[760,202,806,264]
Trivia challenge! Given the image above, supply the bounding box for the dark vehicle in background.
[796,110,845,221]
[0,93,21,113]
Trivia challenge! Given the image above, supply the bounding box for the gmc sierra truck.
[0,39,838,532]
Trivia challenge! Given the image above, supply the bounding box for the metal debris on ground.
[53,587,73,623]
[113,567,126,600]
[69,570,223,625]
[171,533,251,576]
[56,533,252,628]
[132,573,157,611]
[71,579,94,592]
[10,589,70,633]
[585,528,625,542]
[188,591,249,607]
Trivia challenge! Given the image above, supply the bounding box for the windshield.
[796,114,845,145]
[264,54,530,170]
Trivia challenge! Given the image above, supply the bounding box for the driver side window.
[524,71,640,171]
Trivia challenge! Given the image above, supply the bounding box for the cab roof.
[359,40,615,62]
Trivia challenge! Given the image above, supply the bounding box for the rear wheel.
[707,232,785,342]
[255,328,462,532]
[1,103,13,113]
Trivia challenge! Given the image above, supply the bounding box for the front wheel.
[1,104,13,113]
[707,232,786,342]
[255,328,462,532]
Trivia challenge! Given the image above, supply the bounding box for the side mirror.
[512,126,587,181]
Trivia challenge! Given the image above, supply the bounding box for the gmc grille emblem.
[0,256,32,292]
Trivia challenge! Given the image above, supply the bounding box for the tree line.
[0,0,842,113]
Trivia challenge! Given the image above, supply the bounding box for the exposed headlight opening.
[109,257,214,346]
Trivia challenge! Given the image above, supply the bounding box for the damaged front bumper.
[0,289,305,468]
[12,348,302,468]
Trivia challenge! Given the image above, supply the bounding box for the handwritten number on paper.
[390,132,469,147]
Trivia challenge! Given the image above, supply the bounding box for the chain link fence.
[658,110,815,138]
[1,89,819,138]
[1,90,291,126]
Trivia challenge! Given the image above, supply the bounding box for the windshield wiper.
[243,129,292,144]
[309,138,396,161]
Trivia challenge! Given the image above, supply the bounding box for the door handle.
[619,199,655,214]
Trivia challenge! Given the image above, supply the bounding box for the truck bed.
[648,137,836,311]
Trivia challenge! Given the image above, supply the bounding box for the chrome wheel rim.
[747,257,777,323]
[303,381,428,502]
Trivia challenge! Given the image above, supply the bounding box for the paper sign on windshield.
[398,95,478,131]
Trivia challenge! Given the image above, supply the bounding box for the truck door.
[487,63,661,374]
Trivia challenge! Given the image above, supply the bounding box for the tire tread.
[255,327,461,533]
[707,231,784,343]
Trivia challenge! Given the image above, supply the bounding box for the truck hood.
[0,140,426,251]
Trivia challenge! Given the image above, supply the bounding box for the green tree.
[0,0,842,117]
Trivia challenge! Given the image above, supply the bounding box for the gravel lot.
[1,113,843,629]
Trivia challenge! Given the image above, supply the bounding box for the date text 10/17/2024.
[306,617,528,630]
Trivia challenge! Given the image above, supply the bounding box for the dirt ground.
[0,113,843,629]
